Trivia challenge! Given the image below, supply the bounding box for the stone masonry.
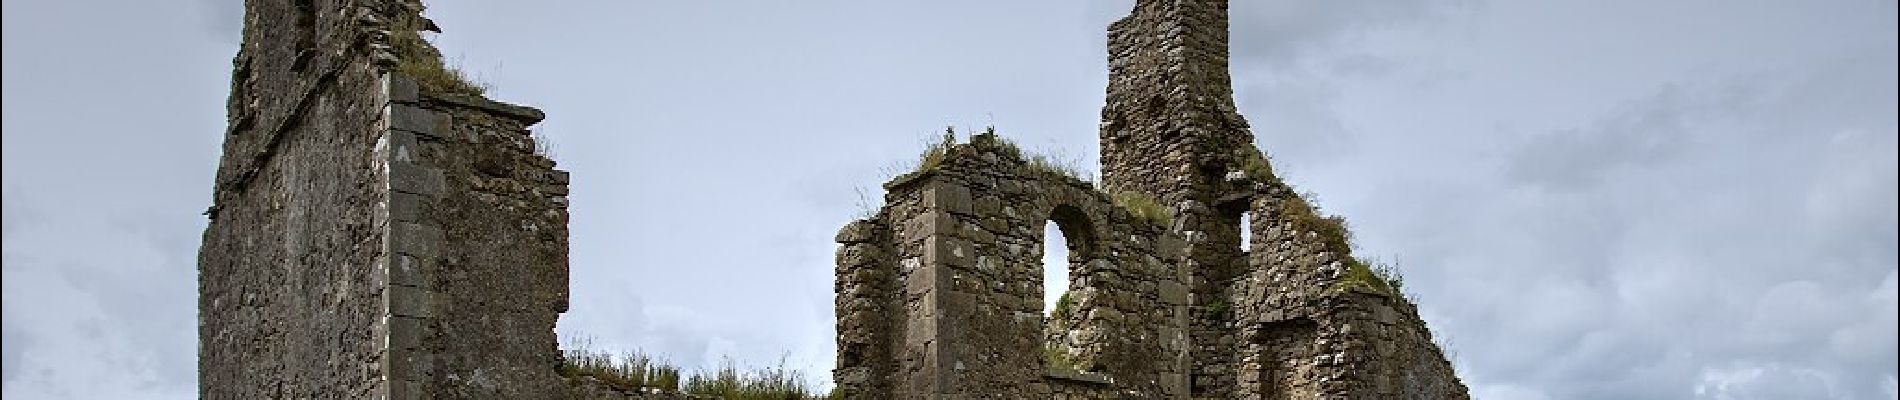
[835,133,1192,398]
[834,0,1469,398]
[200,0,1464,399]
[199,0,581,398]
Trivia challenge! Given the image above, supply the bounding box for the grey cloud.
[1415,52,1897,399]
[1218,0,1895,398]
[1503,84,1711,189]
[1226,0,1476,173]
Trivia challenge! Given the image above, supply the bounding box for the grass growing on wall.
[906,126,1097,184]
[1276,194,1353,256]
[1332,257,1401,297]
[389,11,486,96]
[560,340,834,399]
[915,127,956,173]
[1271,189,1414,299]
[980,128,1094,183]
[561,346,682,393]
[1112,191,1174,228]
[1236,149,1276,183]
[1043,344,1082,372]
[683,357,828,400]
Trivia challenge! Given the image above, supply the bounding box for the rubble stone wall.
[1226,184,1467,399]
[389,86,572,398]
[834,134,1190,399]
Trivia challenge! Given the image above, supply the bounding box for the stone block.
[906,310,938,340]
[1159,280,1189,305]
[385,130,419,164]
[386,285,433,318]
[384,75,418,105]
[388,163,444,196]
[388,222,442,258]
[974,194,1002,215]
[904,211,958,239]
[387,254,431,288]
[905,262,937,296]
[384,346,433,381]
[388,104,443,138]
[387,315,424,350]
[924,183,973,215]
[387,379,427,400]
[922,237,971,268]
[387,191,422,223]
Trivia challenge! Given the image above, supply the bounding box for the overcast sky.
[3,0,1895,399]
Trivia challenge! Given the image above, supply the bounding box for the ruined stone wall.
[201,1,576,398]
[388,86,572,398]
[1097,1,1265,396]
[199,0,408,397]
[1090,0,1469,398]
[1223,183,1467,399]
[1099,0,1251,203]
[834,134,1191,399]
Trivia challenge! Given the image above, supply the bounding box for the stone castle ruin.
[198,0,1467,398]
[832,1,1466,398]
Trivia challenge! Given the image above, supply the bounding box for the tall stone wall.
[1097,1,1263,396]
[199,0,409,397]
[200,1,574,398]
[834,133,1191,399]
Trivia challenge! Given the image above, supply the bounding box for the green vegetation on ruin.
[390,10,487,96]
[1235,149,1276,184]
[904,126,1095,185]
[1050,290,1076,321]
[561,346,683,394]
[561,340,835,399]
[1112,190,1174,228]
[1043,344,1083,372]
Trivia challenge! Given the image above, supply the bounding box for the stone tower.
[197,1,574,398]
[835,0,1470,398]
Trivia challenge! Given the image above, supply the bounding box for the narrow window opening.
[1238,211,1253,252]
[1041,205,1094,373]
[1042,221,1070,317]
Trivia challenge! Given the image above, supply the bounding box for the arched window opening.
[1042,220,1070,317]
[1041,204,1095,372]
